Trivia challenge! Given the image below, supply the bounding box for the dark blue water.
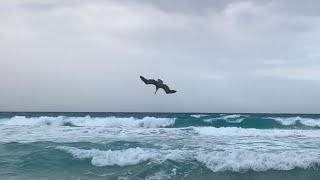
[1,112,320,179]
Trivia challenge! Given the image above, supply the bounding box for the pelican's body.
[154,79,164,94]
[140,76,177,95]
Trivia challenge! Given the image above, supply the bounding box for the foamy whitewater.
[1,112,320,180]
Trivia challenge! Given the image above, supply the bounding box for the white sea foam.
[2,123,320,143]
[146,171,172,180]
[190,114,209,118]
[268,116,320,127]
[57,145,320,172]
[57,146,184,167]
[196,150,320,172]
[57,146,155,167]
[193,127,320,138]
[0,116,175,128]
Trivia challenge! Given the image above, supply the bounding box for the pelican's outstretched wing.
[140,76,157,86]
[159,83,177,94]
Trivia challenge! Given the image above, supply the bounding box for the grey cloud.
[1,0,320,113]
[125,0,236,14]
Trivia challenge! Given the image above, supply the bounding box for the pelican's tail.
[167,90,177,94]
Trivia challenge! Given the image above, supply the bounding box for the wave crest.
[204,114,246,124]
[190,114,209,118]
[268,117,320,127]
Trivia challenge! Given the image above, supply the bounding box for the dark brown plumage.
[140,76,177,94]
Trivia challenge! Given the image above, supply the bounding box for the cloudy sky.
[1,0,320,113]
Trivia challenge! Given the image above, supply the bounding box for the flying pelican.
[140,76,177,95]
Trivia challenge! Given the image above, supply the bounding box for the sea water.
[1,112,320,180]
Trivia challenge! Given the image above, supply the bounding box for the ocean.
[1,112,320,180]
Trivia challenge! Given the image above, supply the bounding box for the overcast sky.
[1,0,320,113]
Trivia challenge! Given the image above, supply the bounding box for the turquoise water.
[1,112,320,180]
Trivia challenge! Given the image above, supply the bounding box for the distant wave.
[202,115,320,128]
[0,116,175,128]
[268,116,320,127]
[2,115,320,130]
[204,114,247,124]
[57,146,184,167]
[190,114,209,118]
[220,114,248,119]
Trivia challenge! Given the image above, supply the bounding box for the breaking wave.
[56,146,320,172]
[196,150,320,172]
[57,146,184,167]
[1,114,320,129]
[193,127,320,138]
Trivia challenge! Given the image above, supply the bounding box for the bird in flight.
[140,76,177,95]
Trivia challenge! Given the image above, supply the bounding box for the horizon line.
[0,111,320,115]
